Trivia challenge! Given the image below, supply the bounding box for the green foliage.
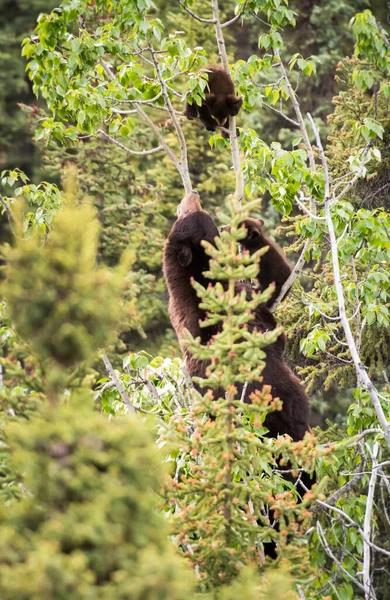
[0,0,59,173]
[2,180,131,375]
[213,566,300,599]
[0,398,195,599]
[1,167,62,233]
[1,0,389,597]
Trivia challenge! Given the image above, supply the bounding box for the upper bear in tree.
[163,192,310,442]
[185,65,243,138]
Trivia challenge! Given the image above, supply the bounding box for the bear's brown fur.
[163,194,310,442]
[185,65,242,138]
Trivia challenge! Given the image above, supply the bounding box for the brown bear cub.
[163,192,310,442]
[185,65,243,138]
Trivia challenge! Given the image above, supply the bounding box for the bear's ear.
[205,93,216,107]
[177,245,193,267]
[227,94,243,115]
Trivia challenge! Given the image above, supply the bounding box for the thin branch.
[148,45,192,193]
[98,129,163,156]
[323,428,383,448]
[316,499,390,558]
[296,194,326,221]
[270,241,309,312]
[252,75,284,88]
[221,0,248,28]
[333,144,371,202]
[177,0,215,23]
[102,354,136,414]
[307,112,390,448]
[316,521,365,592]
[312,445,366,515]
[240,381,248,403]
[211,0,244,205]
[363,442,379,600]
[0,194,17,236]
[274,49,316,176]
[262,102,299,127]
[108,90,164,105]
[101,59,189,190]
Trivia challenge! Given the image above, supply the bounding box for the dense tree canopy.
[0,1,389,598]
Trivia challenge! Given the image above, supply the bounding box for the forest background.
[0,0,389,599]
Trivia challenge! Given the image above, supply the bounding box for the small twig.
[177,0,215,22]
[251,76,283,88]
[240,381,248,403]
[262,102,299,127]
[274,49,316,177]
[316,521,365,591]
[101,59,189,191]
[323,428,383,448]
[98,129,163,156]
[296,194,326,221]
[270,241,309,312]
[333,144,371,202]
[316,498,390,557]
[102,354,136,414]
[0,194,17,236]
[221,0,248,28]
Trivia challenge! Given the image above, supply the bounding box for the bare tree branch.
[316,521,366,592]
[98,129,163,156]
[316,499,390,558]
[101,59,192,192]
[333,144,371,202]
[307,112,390,448]
[262,101,300,127]
[270,241,309,312]
[363,442,379,600]
[221,0,248,28]
[211,0,244,205]
[177,0,215,23]
[274,49,316,176]
[148,45,192,193]
[102,354,136,415]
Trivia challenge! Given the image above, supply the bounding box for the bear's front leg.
[198,104,217,132]
[184,100,198,120]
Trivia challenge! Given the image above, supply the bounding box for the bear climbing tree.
[163,192,310,442]
[184,65,243,138]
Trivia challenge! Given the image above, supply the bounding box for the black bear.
[163,192,310,442]
[185,65,243,138]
